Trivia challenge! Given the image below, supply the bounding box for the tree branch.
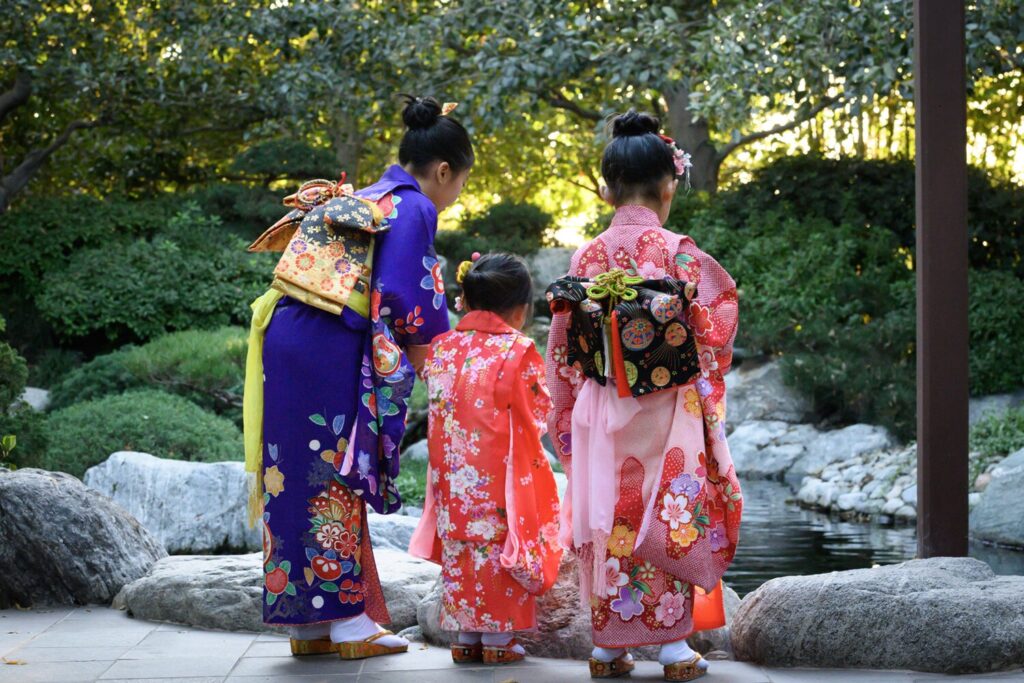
[540,89,603,122]
[0,71,32,125]
[715,97,837,163]
[0,117,105,212]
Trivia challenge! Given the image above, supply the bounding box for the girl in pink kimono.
[545,111,742,681]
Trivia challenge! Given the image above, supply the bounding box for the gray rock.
[894,505,916,519]
[881,497,904,515]
[788,425,895,480]
[970,448,1024,549]
[731,557,1024,673]
[901,484,918,505]
[114,548,437,633]
[418,553,741,660]
[724,359,811,426]
[553,471,568,501]
[836,491,866,512]
[727,421,816,479]
[0,468,166,608]
[404,439,429,463]
[113,553,267,632]
[18,387,50,412]
[969,390,1024,427]
[84,452,260,554]
[367,512,420,550]
[527,247,574,294]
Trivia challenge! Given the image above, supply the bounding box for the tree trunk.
[330,113,363,185]
[666,84,719,193]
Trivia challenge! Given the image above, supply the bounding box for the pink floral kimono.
[546,205,742,648]
[410,310,563,632]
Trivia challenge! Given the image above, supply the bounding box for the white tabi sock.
[482,632,525,655]
[591,646,629,663]
[288,623,330,640]
[659,638,709,669]
[329,612,408,649]
[457,631,482,645]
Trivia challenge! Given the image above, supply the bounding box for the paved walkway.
[1,607,1022,683]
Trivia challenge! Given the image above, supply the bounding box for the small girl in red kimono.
[546,112,742,682]
[409,253,563,665]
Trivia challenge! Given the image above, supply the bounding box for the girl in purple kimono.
[249,96,473,659]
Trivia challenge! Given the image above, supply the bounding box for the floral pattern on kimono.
[545,205,742,647]
[408,310,562,632]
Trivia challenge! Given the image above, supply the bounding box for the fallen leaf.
[2,658,26,665]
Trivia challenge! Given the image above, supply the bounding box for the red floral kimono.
[409,310,563,632]
[546,205,742,648]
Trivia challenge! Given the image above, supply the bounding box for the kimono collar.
[456,310,519,335]
[358,164,422,201]
[609,205,662,229]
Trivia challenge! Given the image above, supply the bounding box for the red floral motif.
[687,302,713,337]
[296,253,316,271]
[333,530,359,558]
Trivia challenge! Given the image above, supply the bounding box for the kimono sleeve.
[545,250,585,470]
[373,201,450,347]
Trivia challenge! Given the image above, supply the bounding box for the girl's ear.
[599,184,614,206]
[663,177,679,202]
[435,161,452,184]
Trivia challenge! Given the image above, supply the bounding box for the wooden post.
[914,0,969,558]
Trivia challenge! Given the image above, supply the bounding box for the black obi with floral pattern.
[546,272,701,398]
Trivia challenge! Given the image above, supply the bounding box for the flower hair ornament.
[454,251,481,312]
[442,101,459,116]
[658,134,693,189]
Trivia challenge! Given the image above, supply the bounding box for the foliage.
[0,315,28,409]
[187,184,284,241]
[43,389,243,478]
[394,457,428,508]
[970,406,1024,461]
[713,155,1024,277]
[26,349,84,389]
[48,327,247,424]
[0,404,47,470]
[36,205,273,347]
[229,140,339,185]
[47,348,138,412]
[668,156,1024,439]
[969,270,1024,395]
[435,201,552,266]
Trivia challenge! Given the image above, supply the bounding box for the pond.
[724,479,1024,596]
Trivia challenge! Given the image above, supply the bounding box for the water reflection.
[725,479,1024,596]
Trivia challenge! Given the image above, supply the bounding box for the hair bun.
[401,95,442,130]
[611,110,660,138]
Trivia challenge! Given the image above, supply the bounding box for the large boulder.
[728,420,895,481]
[0,468,166,608]
[18,387,50,411]
[417,554,740,660]
[731,557,1024,673]
[527,247,574,294]
[84,451,260,554]
[970,448,1024,548]
[969,389,1024,427]
[367,511,420,551]
[725,360,811,427]
[114,548,438,633]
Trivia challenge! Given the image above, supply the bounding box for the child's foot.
[330,613,409,659]
[660,639,709,681]
[288,624,333,656]
[481,633,525,664]
[589,647,634,678]
[451,631,483,663]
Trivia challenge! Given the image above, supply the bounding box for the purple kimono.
[261,165,449,625]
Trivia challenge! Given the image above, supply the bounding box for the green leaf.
[279,560,291,573]
[265,561,276,572]
[284,583,297,596]
[320,582,339,592]
[633,580,653,597]
[309,414,326,426]
[266,592,277,606]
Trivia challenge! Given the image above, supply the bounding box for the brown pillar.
[914,0,969,558]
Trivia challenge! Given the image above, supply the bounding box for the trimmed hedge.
[435,201,552,267]
[43,389,243,478]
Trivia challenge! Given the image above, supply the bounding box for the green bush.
[48,327,247,423]
[43,389,243,478]
[968,270,1024,395]
[37,205,274,346]
[970,406,1024,460]
[0,315,28,409]
[188,184,283,241]
[435,201,552,266]
[0,404,47,469]
[26,349,84,389]
[394,457,428,508]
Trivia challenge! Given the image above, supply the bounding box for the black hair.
[398,95,475,174]
[601,110,675,204]
[461,253,533,315]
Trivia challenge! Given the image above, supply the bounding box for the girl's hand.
[405,344,430,375]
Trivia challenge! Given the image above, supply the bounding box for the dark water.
[724,479,1024,596]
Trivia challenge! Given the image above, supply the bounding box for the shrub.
[968,270,1024,395]
[0,315,28,409]
[37,205,274,346]
[435,201,552,266]
[43,389,243,478]
[48,327,247,423]
[0,404,47,469]
[394,457,428,508]
[188,184,283,241]
[26,349,84,389]
[970,406,1024,460]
